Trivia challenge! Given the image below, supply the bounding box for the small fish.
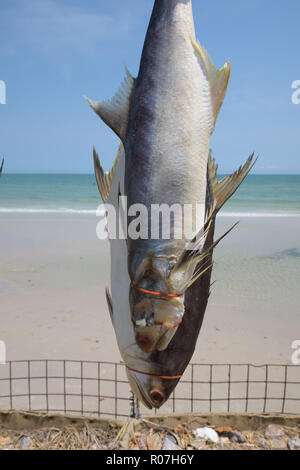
[87,0,233,353]
[125,153,256,409]
[93,145,255,409]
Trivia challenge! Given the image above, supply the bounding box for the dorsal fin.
[86,69,135,141]
[191,38,231,131]
[208,151,257,212]
[93,145,121,203]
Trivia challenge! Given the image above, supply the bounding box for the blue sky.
[0,0,299,174]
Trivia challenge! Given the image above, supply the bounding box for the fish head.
[126,366,180,409]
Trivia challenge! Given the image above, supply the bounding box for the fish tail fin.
[93,145,121,203]
[85,68,135,141]
[191,38,231,131]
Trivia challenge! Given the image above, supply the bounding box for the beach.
[1,0,299,445]
[1,212,299,366]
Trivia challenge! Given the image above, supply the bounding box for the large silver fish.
[87,0,233,354]
[93,144,255,409]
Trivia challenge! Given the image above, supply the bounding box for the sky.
[0,0,299,174]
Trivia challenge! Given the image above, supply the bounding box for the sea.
[0,174,300,217]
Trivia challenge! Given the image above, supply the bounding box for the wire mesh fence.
[0,360,299,420]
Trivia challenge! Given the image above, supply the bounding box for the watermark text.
[0,340,6,364]
[96,198,206,250]
[291,80,300,105]
[0,80,6,104]
[291,340,300,365]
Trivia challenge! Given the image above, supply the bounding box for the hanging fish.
[87,0,237,354]
[93,144,255,408]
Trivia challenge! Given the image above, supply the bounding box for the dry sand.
[1,213,299,365]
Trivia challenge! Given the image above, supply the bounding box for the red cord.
[126,365,182,380]
[131,284,183,299]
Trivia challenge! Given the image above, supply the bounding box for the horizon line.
[2,172,300,176]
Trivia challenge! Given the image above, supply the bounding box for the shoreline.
[0,210,300,217]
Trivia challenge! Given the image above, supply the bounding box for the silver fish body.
[88,0,256,405]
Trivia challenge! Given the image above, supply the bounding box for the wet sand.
[0,213,300,366]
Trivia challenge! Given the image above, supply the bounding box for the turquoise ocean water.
[0,174,300,216]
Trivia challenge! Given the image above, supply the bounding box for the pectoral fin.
[86,68,135,141]
[192,38,231,131]
[93,145,121,203]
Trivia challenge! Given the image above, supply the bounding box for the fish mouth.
[126,369,168,409]
[136,381,166,409]
[149,387,165,407]
[134,376,168,409]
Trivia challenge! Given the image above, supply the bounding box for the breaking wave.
[0,208,299,218]
[0,208,103,215]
